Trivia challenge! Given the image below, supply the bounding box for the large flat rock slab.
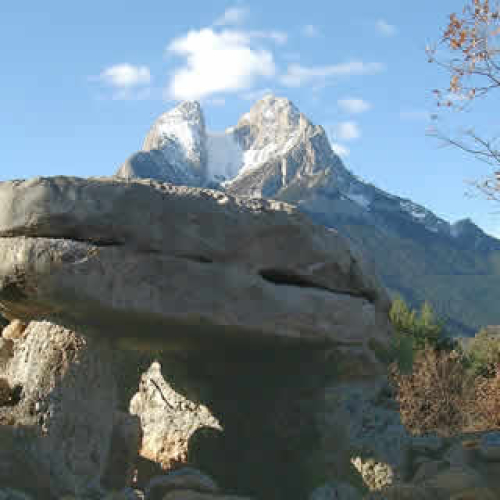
[0,176,392,354]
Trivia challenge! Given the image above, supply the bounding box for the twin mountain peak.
[116,94,482,244]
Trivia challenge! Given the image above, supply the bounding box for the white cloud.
[280,61,385,87]
[334,121,361,141]
[96,63,151,88]
[214,6,249,26]
[302,24,320,37]
[338,98,371,114]
[376,19,397,37]
[91,63,151,100]
[331,143,350,157]
[166,28,276,101]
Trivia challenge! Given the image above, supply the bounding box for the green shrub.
[387,297,453,373]
[390,297,445,350]
[461,327,500,378]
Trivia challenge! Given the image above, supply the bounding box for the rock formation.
[0,176,391,354]
[0,175,395,499]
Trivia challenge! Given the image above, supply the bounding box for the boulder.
[0,176,391,359]
[0,176,395,500]
[0,320,117,498]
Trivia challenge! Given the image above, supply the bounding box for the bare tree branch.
[428,0,500,199]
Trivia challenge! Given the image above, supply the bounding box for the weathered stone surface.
[0,320,117,498]
[0,176,391,360]
[308,481,362,499]
[130,363,220,470]
[145,468,219,500]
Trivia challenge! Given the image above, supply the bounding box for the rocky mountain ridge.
[116,95,500,336]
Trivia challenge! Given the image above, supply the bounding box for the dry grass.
[388,344,482,437]
[466,363,500,432]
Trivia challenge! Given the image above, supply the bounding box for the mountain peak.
[451,218,483,238]
[140,100,207,181]
[170,100,203,121]
[239,94,302,128]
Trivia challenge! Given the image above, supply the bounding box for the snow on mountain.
[142,101,207,181]
[205,131,243,183]
[129,95,310,188]
[231,94,304,179]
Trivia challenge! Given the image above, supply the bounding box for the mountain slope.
[115,95,500,337]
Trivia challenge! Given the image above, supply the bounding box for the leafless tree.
[427,0,500,200]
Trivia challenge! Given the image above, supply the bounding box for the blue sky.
[3,0,500,237]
